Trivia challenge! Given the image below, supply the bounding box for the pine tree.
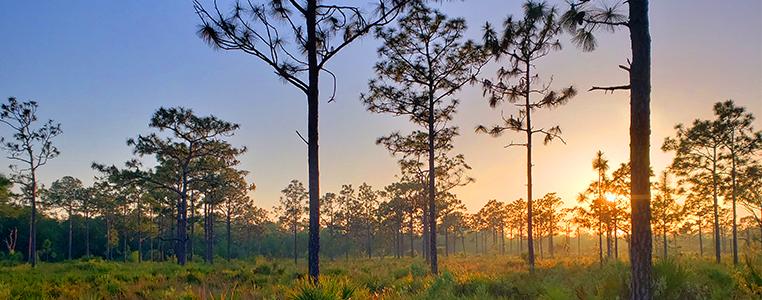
[477,1,576,271]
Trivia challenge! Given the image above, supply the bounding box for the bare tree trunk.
[614,218,618,259]
[367,225,372,259]
[629,1,654,299]
[85,208,90,257]
[577,227,581,257]
[409,216,414,257]
[461,233,465,255]
[422,208,428,261]
[698,220,703,257]
[599,221,604,265]
[306,0,321,283]
[475,231,479,255]
[28,168,38,267]
[427,86,438,274]
[137,195,142,263]
[68,205,73,260]
[176,166,189,265]
[106,217,111,260]
[500,224,505,255]
[607,226,612,258]
[549,223,554,258]
[444,224,449,257]
[189,193,195,262]
[712,147,721,264]
[208,203,214,264]
[525,64,535,271]
[730,142,738,265]
[227,202,232,261]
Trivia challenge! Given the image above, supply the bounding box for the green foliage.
[289,277,359,300]
[0,255,757,299]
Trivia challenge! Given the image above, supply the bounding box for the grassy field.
[0,254,760,299]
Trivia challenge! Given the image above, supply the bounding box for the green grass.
[0,254,759,299]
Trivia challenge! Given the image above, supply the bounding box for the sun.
[604,192,617,202]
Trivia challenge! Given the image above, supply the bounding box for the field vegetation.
[1,253,760,299]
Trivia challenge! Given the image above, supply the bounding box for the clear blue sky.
[1,0,760,212]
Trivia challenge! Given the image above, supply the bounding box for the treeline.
[0,100,757,265]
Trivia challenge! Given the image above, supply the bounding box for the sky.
[0,0,760,214]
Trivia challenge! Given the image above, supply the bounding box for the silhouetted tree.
[0,98,62,267]
[276,179,307,265]
[42,176,84,260]
[652,170,682,259]
[477,1,576,271]
[95,107,244,265]
[663,118,726,264]
[562,0,654,296]
[194,0,413,281]
[714,100,761,265]
[738,162,761,245]
[363,3,485,273]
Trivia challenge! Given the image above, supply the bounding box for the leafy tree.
[738,162,761,245]
[652,170,682,259]
[319,192,339,260]
[477,1,576,270]
[378,184,409,258]
[363,2,485,273]
[714,100,761,265]
[0,98,62,267]
[536,193,563,258]
[275,179,307,265]
[355,183,379,258]
[562,0,653,296]
[194,0,413,281]
[438,193,465,256]
[42,176,84,260]
[663,118,726,264]
[609,163,633,259]
[95,107,244,265]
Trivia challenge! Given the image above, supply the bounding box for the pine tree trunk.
[305,0,322,283]
[549,224,554,258]
[176,166,189,265]
[227,204,232,261]
[85,208,90,257]
[525,64,535,271]
[422,209,428,261]
[577,228,581,257]
[730,142,738,265]
[712,147,721,264]
[68,206,73,260]
[106,217,111,260]
[444,225,449,257]
[28,168,38,267]
[137,196,142,263]
[409,216,414,257]
[500,225,505,255]
[629,1,654,298]
[208,204,214,264]
[293,224,298,266]
[698,220,703,257]
[599,222,603,265]
[475,231,479,255]
[614,219,618,259]
[189,194,195,262]
[427,85,438,274]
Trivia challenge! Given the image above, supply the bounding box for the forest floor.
[0,253,760,299]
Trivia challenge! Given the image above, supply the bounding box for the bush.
[289,277,359,300]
